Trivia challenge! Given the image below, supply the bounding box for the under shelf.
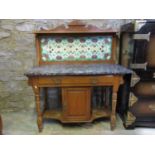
[43,107,111,123]
[43,110,62,120]
[92,108,111,119]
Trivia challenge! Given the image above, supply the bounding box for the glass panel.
[40,36,112,61]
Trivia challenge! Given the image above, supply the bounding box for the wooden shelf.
[43,107,111,122]
[43,110,62,120]
[92,108,111,120]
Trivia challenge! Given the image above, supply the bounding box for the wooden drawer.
[133,81,155,96]
[38,75,115,87]
[131,99,155,117]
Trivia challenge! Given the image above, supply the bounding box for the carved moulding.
[125,111,136,127]
[124,71,139,127]
[124,92,137,127]
[130,71,140,87]
[129,92,138,107]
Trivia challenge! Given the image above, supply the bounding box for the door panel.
[134,81,155,96]
[130,99,155,117]
[62,87,91,122]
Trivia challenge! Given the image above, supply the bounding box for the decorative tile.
[40,36,112,61]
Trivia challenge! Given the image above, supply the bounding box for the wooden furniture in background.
[25,20,131,132]
[118,20,155,128]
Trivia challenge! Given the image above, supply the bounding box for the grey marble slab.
[25,64,132,77]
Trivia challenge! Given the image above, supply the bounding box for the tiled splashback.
[41,35,112,61]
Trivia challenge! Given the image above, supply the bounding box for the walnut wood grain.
[62,87,91,122]
[32,86,43,132]
[34,20,118,34]
[28,75,123,131]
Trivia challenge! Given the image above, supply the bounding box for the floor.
[1,110,155,135]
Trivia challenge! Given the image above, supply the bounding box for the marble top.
[25,64,132,77]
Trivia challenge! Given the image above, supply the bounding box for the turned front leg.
[33,86,43,132]
[110,76,123,130]
[111,91,117,130]
[44,88,48,112]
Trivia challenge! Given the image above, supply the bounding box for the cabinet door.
[62,87,91,122]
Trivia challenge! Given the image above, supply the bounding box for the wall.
[0,19,131,112]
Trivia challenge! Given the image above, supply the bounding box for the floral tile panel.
[41,36,113,61]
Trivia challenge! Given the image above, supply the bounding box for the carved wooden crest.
[34,20,118,34]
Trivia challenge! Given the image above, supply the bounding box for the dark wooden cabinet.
[62,87,91,122]
[118,20,155,128]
